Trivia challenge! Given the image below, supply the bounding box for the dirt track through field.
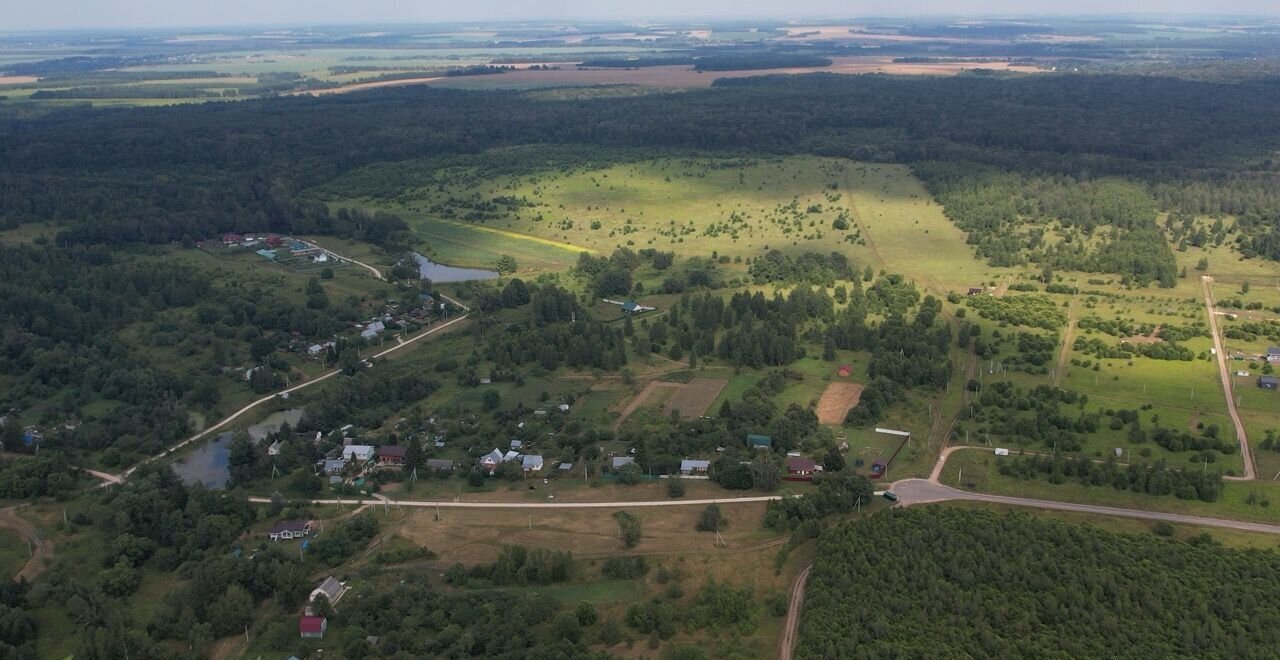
[613,381,683,430]
[0,507,48,582]
[817,382,864,424]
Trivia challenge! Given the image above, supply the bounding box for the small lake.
[414,252,497,282]
[171,409,305,489]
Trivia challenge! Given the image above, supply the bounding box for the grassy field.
[940,449,1280,524]
[396,501,780,564]
[323,154,1018,293]
[0,529,27,581]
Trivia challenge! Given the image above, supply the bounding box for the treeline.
[289,578,604,659]
[0,453,81,500]
[800,508,1280,658]
[481,284,629,372]
[998,454,1225,501]
[747,249,854,285]
[447,544,573,587]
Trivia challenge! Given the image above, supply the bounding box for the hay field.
[396,502,779,565]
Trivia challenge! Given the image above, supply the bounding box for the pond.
[171,408,306,489]
[413,252,497,282]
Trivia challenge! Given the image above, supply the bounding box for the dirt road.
[1201,276,1256,480]
[0,507,49,582]
[892,479,1280,535]
[1053,290,1078,387]
[778,563,812,660]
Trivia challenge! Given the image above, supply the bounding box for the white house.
[342,444,377,462]
[310,576,348,606]
[680,459,710,476]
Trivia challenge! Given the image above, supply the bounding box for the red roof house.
[376,445,408,465]
[837,364,852,378]
[785,457,818,481]
[299,616,327,638]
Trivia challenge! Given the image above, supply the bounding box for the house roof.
[747,434,772,447]
[787,457,817,471]
[622,301,640,312]
[271,520,309,535]
[481,449,505,464]
[426,458,454,470]
[558,462,574,470]
[509,439,523,449]
[377,445,408,459]
[343,445,376,459]
[522,455,544,469]
[299,616,326,634]
[611,456,635,468]
[1261,375,1280,384]
[681,459,711,470]
[312,577,344,601]
[324,458,345,469]
[1268,347,1280,355]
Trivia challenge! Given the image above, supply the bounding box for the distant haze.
[9,0,1280,31]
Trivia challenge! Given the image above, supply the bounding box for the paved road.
[247,494,783,509]
[892,478,1280,535]
[778,563,812,660]
[1200,275,1256,480]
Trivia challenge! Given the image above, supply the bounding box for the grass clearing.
[396,501,779,565]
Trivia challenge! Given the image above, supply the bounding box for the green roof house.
[747,434,772,450]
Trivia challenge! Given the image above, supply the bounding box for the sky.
[9,0,1280,31]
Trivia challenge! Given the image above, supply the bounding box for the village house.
[360,320,386,340]
[342,444,377,462]
[785,456,819,481]
[376,445,408,466]
[680,459,711,476]
[323,458,346,474]
[268,520,312,542]
[480,448,506,473]
[611,456,635,470]
[1268,347,1280,364]
[299,616,327,639]
[747,434,772,450]
[521,455,544,473]
[426,458,454,473]
[1260,375,1280,391]
[310,576,348,606]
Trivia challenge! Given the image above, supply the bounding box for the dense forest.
[799,507,1280,659]
[2,73,1278,266]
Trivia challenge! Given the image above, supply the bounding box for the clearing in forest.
[327,152,1002,290]
[817,382,864,425]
